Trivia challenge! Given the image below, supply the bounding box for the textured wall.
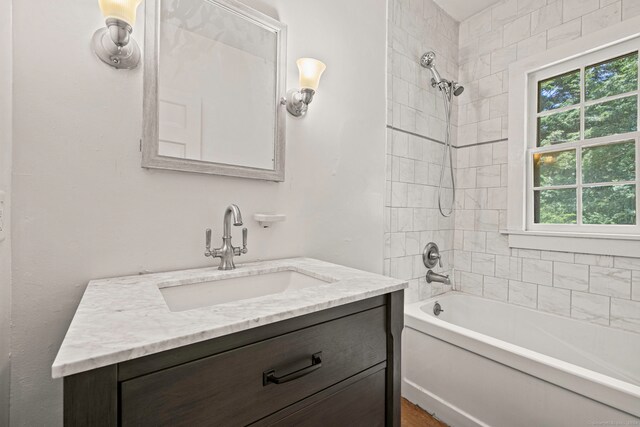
[385,0,460,303]
[0,0,11,423]
[9,0,387,423]
[454,0,640,333]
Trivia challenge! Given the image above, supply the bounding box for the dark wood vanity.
[63,291,404,426]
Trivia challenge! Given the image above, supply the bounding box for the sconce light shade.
[92,0,143,69]
[297,58,326,91]
[98,0,143,26]
[285,58,327,117]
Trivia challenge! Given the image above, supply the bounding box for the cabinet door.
[263,369,386,427]
[120,307,386,426]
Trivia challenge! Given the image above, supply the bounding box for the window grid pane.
[532,51,640,227]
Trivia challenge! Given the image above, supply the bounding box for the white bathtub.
[403,292,640,427]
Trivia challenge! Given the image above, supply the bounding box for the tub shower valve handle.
[423,242,443,269]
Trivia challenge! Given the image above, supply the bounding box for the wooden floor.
[401,398,448,427]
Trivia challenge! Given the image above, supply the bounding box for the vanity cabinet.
[63,291,404,426]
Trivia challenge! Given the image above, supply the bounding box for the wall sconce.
[91,0,143,69]
[285,58,327,117]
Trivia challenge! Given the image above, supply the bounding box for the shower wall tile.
[452,0,640,333]
[538,286,571,317]
[589,267,631,299]
[571,292,610,326]
[385,0,459,293]
[610,298,640,333]
[508,280,538,308]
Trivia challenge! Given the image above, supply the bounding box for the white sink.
[159,270,332,312]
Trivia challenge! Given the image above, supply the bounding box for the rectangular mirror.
[143,0,287,181]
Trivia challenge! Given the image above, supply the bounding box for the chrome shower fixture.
[419,51,464,218]
[419,51,464,96]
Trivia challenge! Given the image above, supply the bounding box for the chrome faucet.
[423,242,451,286]
[205,204,248,270]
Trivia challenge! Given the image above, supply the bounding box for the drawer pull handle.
[263,352,322,386]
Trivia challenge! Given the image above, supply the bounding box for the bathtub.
[402,292,640,426]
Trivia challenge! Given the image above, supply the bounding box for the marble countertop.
[52,258,407,378]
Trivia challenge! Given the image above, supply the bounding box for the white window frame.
[507,16,640,257]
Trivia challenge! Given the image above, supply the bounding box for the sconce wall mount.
[92,0,143,70]
[284,88,315,118]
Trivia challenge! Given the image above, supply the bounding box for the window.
[527,48,640,234]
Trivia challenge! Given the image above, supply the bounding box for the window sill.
[500,230,640,258]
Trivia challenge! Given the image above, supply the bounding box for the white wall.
[0,0,11,423]
[454,0,640,333]
[9,0,387,423]
[385,0,459,303]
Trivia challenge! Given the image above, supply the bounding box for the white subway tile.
[469,144,494,167]
[547,19,582,49]
[460,271,484,295]
[538,286,571,316]
[614,256,640,271]
[590,267,632,299]
[475,210,500,231]
[491,45,518,74]
[464,188,489,209]
[575,253,614,267]
[531,1,562,35]
[611,298,640,333]
[455,250,473,272]
[563,0,599,22]
[477,165,502,187]
[478,118,503,142]
[484,276,509,301]
[517,32,548,59]
[522,258,553,286]
[496,255,522,280]
[517,0,546,15]
[503,14,531,46]
[572,291,610,325]
[492,0,518,28]
[472,252,496,276]
[553,261,589,291]
[390,256,414,280]
[486,232,511,255]
[463,230,487,252]
[633,271,640,301]
[541,251,574,263]
[509,280,538,308]
[582,2,621,35]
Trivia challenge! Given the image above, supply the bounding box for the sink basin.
[159,270,332,312]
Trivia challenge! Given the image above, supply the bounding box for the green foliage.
[538,70,581,112]
[584,96,637,139]
[535,189,577,224]
[534,52,639,225]
[534,150,576,187]
[586,52,638,101]
[583,185,636,225]
[538,109,580,146]
[583,141,635,183]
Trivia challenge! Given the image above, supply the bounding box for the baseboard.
[402,378,489,427]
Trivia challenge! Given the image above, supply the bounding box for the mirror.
[143,0,287,181]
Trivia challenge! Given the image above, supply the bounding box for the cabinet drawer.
[120,307,387,426]
[261,368,386,427]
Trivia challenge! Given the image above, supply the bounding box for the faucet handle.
[205,228,212,255]
[242,228,248,254]
[430,252,443,268]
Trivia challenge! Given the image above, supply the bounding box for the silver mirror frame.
[142,0,287,181]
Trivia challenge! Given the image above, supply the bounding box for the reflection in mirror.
[143,0,287,181]
[160,0,277,169]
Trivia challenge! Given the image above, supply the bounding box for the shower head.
[452,82,464,96]
[420,51,444,85]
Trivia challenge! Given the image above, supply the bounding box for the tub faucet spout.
[426,270,451,286]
